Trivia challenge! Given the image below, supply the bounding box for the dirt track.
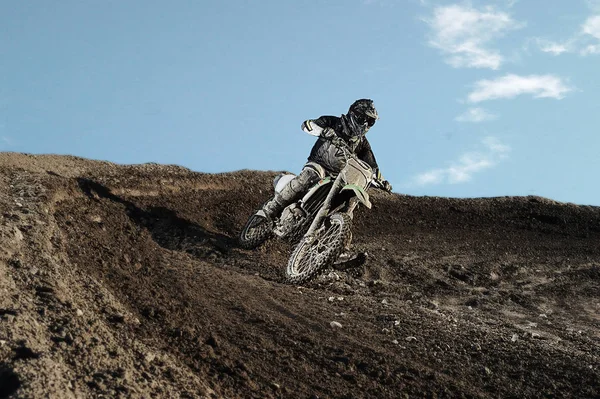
[0,152,599,398]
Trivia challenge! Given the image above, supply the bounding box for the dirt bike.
[239,144,387,284]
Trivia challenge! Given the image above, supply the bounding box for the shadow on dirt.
[76,178,233,260]
[0,363,21,399]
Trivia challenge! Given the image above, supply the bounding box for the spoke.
[288,214,349,282]
[297,220,342,274]
[315,223,341,251]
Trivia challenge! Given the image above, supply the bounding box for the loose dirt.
[0,152,598,398]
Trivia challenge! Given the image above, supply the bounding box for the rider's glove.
[380,180,392,193]
[321,127,336,139]
[321,128,349,150]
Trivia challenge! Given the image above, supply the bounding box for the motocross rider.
[261,99,392,222]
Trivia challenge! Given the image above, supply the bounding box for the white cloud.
[415,169,445,185]
[582,15,600,38]
[455,107,497,122]
[413,137,511,186]
[424,5,523,69]
[532,14,600,56]
[581,15,600,55]
[482,136,510,154]
[467,74,572,103]
[581,44,600,55]
[536,39,571,55]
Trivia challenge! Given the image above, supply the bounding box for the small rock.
[531,332,545,339]
[405,336,417,342]
[201,345,216,360]
[484,367,492,375]
[392,339,399,345]
[381,299,389,305]
[0,340,6,346]
[330,321,343,329]
[144,352,156,363]
[65,333,74,345]
[271,382,281,390]
[327,272,341,280]
[539,313,548,318]
[30,267,39,275]
[328,297,335,302]
[76,309,84,317]
[14,228,24,241]
[511,334,518,342]
[15,202,23,208]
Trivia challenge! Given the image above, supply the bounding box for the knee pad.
[278,168,320,202]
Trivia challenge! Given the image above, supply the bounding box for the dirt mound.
[0,152,598,398]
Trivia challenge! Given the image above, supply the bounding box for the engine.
[273,202,306,239]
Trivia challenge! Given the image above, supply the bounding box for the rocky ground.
[0,152,598,398]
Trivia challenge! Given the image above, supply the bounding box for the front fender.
[341,184,371,209]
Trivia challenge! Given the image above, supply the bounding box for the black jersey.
[303,115,379,175]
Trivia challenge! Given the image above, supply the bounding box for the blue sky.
[2,0,600,205]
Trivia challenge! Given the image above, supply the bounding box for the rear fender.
[341,184,371,209]
[274,173,296,193]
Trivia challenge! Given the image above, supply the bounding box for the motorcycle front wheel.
[286,212,351,284]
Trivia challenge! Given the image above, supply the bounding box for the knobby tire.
[286,212,352,284]
[239,211,273,250]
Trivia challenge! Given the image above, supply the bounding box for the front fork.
[304,177,359,253]
[341,197,358,251]
[344,197,360,219]
[304,174,344,242]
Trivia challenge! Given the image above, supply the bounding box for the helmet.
[346,99,378,137]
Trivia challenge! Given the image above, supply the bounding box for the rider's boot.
[262,194,285,222]
[334,251,367,277]
[261,166,321,222]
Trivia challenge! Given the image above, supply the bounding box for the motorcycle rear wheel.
[286,212,351,284]
[239,209,273,249]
